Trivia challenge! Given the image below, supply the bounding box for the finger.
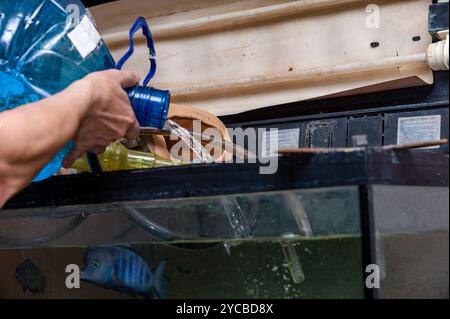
[126,118,140,140]
[118,70,141,88]
[62,146,86,168]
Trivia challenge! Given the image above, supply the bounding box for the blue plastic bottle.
[0,0,170,181]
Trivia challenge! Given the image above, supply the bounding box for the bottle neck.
[126,148,175,169]
[127,86,171,129]
[126,149,156,169]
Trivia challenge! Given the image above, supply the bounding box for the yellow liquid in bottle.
[73,141,176,172]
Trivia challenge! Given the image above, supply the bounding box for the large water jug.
[0,0,170,181]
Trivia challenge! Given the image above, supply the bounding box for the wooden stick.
[168,53,427,97]
[278,139,448,154]
[384,139,448,150]
[104,0,365,44]
[279,147,361,154]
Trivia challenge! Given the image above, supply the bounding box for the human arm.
[0,70,140,207]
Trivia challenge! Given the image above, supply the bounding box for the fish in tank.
[15,259,46,297]
[1,236,364,299]
[80,246,166,299]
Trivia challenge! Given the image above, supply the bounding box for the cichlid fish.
[81,246,166,299]
[15,259,46,296]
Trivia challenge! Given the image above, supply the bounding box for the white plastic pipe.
[427,34,449,71]
[169,53,428,97]
[103,0,366,44]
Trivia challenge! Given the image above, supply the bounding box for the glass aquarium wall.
[372,185,449,299]
[0,186,365,299]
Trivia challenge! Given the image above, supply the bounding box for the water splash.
[164,119,214,163]
[221,198,255,238]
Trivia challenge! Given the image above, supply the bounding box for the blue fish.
[81,246,166,299]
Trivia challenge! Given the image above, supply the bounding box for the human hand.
[62,69,140,168]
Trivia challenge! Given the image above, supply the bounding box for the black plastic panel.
[384,108,449,153]
[302,119,347,148]
[429,2,449,35]
[347,116,383,147]
[82,0,117,8]
[225,72,449,153]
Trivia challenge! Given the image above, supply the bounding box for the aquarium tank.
[0,186,366,299]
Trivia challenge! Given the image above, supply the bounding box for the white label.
[262,128,299,157]
[68,15,101,59]
[397,115,441,149]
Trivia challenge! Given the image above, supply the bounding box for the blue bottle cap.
[127,86,170,129]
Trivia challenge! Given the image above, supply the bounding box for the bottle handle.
[116,16,156,86]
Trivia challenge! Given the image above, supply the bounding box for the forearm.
[0,69,140,207]
[0,80,92,206]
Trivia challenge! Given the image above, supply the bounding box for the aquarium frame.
[5,150,448,209]
[359,184,378,299]
[4,150,448,300]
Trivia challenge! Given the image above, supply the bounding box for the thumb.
[119,71,141,88]
[126,118,141,140]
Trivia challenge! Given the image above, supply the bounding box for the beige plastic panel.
[91,0,433,116]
